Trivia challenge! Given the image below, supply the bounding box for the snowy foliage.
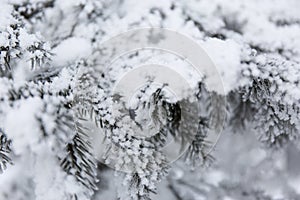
[0,0,300,200]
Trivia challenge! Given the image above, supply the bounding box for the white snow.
[0,3,14,30]
[34,147,89,200]
[1,0,300,199]
[4,97,43,155]
[18,28,39,49]
[52,37,92,66]
[201,38,243,94]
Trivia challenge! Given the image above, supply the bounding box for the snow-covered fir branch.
[0,0,300,200]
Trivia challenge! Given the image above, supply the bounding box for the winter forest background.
[0,0,300,200]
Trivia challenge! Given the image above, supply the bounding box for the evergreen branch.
[60,113,99,197]
[0,9,52,73]
[13,0,55,20]
[227,90,256,132]
[244,77,300,147]
[0,129,13,173]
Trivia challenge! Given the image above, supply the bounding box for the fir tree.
[1,0,300,200]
